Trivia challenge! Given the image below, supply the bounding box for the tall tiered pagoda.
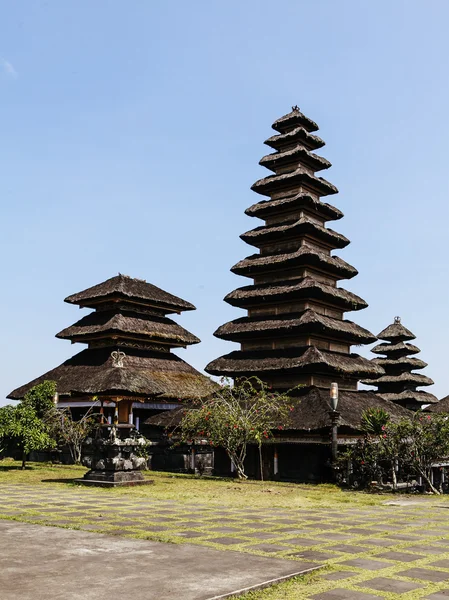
[206,107,383,391]
[9,274,214,422]
[362,317,437,410]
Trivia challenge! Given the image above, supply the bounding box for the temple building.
[206,107,383,391]
[362,317,438,410]
[197,107,416,481]
[8,274,215,428]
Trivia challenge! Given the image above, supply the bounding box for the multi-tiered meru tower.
[362,317,437,410]
[9,274,215,406]
[206,107,383,391]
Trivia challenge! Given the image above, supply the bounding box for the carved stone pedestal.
[75,424,153,488]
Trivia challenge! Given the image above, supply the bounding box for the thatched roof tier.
[240,217,349,250]
[264,127,325,152]
[56,311,200,347]
[65,274,195,314]
[224,277,368,311]
[259,146,331,173]
[428,395,449,412]
[371,341,421,357]
[377,319,416,342]
[231,246,357,279]
[379,390,438,406]
[214,309,376,344]
[286,388,411,432]
[146,388,411,434]
[206,346,383,379]
[372,356,427,371]
[272,108,319,134]
[245,193,343,222]
[251,168,338,198]
[363,372,434,387]
[8,347,215,401]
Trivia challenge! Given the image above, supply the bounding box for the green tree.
[340,410,449,494]
[0,402,55,469]
[45,403,99,464]
[175,377,295,480]
[22,380,56,419]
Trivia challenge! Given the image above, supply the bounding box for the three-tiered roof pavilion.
[206,107,383,391]
[8,274,214,411]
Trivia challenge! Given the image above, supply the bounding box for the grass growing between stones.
[2,460,449,598]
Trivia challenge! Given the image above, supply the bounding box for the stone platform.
[0,520,320,600]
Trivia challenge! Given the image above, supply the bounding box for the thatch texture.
[245,193,343,221]
[214,309,376,344]
[56,311,200,347]
[265,127,325,152]
[372,356,428,370]
[285,387,411,432]
[371,341,420,356]
[377,321,416,342]
[363,372,434,387]
[146,387,411,434]
[8,347,215,401]
[225,277,367,311]
[272,108,319,134]
[427,395,449,412]
[206,346,384,378]
[232,246,357,279]
[65,274,195,313]
[251,168,338,198]
[379,390,438,406]
[260,146,331,173]
[240,217,349,249]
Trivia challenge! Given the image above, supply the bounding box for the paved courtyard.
[1,484,449,598]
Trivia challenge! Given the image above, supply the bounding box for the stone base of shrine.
[74,470,154,488]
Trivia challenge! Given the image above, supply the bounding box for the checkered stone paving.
[3,483,449,597]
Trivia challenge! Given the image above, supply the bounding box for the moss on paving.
[2,459,449,598]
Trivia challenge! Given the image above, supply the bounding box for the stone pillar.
[190,447,196,472]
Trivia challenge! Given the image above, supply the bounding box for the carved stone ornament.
[111,350,126,367]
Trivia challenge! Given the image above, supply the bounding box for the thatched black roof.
[145,387,411,434]
[372,356,428,370]
[224,277,367,311]
[240,217,349,250]
[363,372,434,387]
[380,390,438,406]
[428,395,449,412]
[65,274,195,314]
[56,311,200,347]
[265,127,325,152]
[371,341,421,357]
[285,388,411,432]
[245,193,343,222]
[377,319,416,342]
[251,168,338,198]
[214,309,376,345]
[8,347,215,401]
[206,346,384,379]
[272,108,319,134]
[232,246,357,279]
[259,146,331,173]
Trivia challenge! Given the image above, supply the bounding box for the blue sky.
[2,0,449,405]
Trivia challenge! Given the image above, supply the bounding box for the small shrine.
[8,274,215,484]
[362,317,438,410]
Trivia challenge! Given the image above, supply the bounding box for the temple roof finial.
[292,105,300,112]
[394,316,401,324]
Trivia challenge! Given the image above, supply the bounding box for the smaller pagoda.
[8,274,215,485]
[362,317,437,410]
